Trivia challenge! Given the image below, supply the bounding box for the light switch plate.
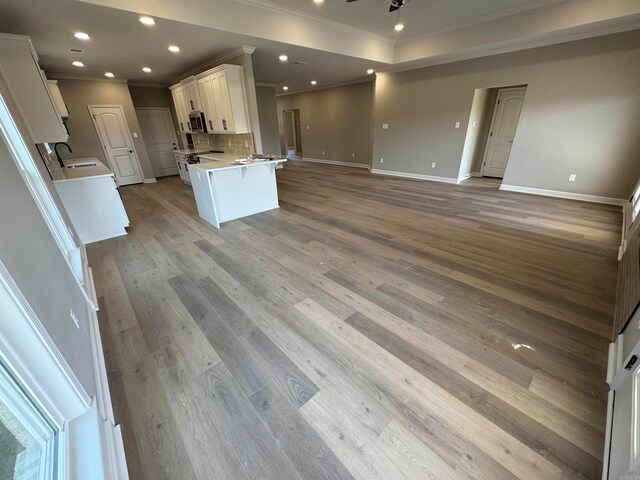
[569,174,576,182]
[455,122,460,129]
[382,123,389,130]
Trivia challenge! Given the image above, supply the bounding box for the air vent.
[294,61,308,65]
[69,48,83,54]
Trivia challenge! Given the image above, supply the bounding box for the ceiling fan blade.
[389,5,399,12]
[346,0,359,3]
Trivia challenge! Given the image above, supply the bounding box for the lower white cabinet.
[174,153,192,186]
[54,173,129,244]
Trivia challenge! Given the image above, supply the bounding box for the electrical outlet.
[322,150,325,155]
[245,141,248,148]
[306,125,310,130]
[352,153,355,158]
[382,123,389,130]
[228,140,232,146]
[455,122,460,129]
[70,309,79,328]
[380,158,384,164]
[472,121,476,127]
[431,162,436,168]
[569,174,576,182]
[132,132,138,138]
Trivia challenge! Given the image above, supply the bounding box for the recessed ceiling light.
[367,68,375,75]
[72,61,84,67]
[313,0,324,3]
[282,86,289,91]
[310,80,317,85]
[139,16,155,25]
[104,72,115,78]
[74,32,90,40]
[279,54,288,62]
[142,67,152,73]
[168,45,180,53]
[394,22,405,32]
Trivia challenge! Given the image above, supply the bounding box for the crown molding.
[276,77,374,97]
[255,82,277,88]
[167,45,256,86]
[127,81,167,88]
[232,0,394,43]
[47,73,128,83]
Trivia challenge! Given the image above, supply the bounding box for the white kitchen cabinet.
[197,75,219,132]
[46,80,69,118]
[170,84,192,134]
[0,34,68,143]
[195,65,251,134]
[182,77,201,113]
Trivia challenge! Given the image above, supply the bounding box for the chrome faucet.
[53,142,72,168]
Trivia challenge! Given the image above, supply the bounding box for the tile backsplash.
[193,133,255,157]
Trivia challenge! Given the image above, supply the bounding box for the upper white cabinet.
[182,78,201,113]
[0,34,68,143]
[46,80,69,118]
[170,65,250,135]
[170,84,191,133]
[197,65,250,134]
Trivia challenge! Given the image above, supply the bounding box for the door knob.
[129,149,133,153]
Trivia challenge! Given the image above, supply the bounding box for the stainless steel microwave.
[189,111,207,133]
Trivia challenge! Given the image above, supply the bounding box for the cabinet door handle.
[180,122,184,131]
[190,100,194,110]
[222,119,227,130]
[209,120,213,130]
[128,149,133,153]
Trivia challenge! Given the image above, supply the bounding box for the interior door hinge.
[625,355,638,370]
[497,100,500,105]
[490,132,493,137]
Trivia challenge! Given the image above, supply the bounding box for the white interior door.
[89,106,143,186]
[481,88,526,178]
[609,352,640,479]
[136,108,178,177]
[284,111,296,152]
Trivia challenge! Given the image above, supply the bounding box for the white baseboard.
[143,178,157,184]
[301,157,370,169]
[371,168,459,184]
[499,184,627,206]
[458,171,483,181]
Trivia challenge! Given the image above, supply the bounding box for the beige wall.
[54,79,155,180]
[276,81,374,165]
[373,30,640,199]
[129,85,183,149]
[256,86,281,154]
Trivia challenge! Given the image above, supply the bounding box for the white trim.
[499,184,627,206]
[458,171,483,181]
[0,260,90,427]
[47,73,128,84]
[168,45,256,87]
[143,178,157,184]
[277,77,374,96]
[602,389,614,480]
[371,168,459,184]
[300,157,370,169]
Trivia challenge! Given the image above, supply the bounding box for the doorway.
[481,87,526,179]
[136,108,179,177]
[283,109,302,157]
[88,105,144,186]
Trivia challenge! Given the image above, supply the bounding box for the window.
[0,360,60,480]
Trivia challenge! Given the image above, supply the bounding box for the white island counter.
[189,153,287,229]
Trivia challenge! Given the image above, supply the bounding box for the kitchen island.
[189,153,287,228]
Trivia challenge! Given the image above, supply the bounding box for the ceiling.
[0,0,386,89]
[265,0,562,38]
[0,0,638,94]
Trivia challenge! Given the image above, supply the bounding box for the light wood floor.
[88,160,621,480]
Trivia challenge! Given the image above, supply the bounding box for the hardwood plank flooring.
[88,160,620,479]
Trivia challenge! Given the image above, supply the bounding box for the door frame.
[283,109,297,154]
[87,104,144,185]
[480,87,526,178]
[135,107,179,177]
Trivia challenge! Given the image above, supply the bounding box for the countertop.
[174,148,211,155]
[192,153,287,172]
[51,157,114,183]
